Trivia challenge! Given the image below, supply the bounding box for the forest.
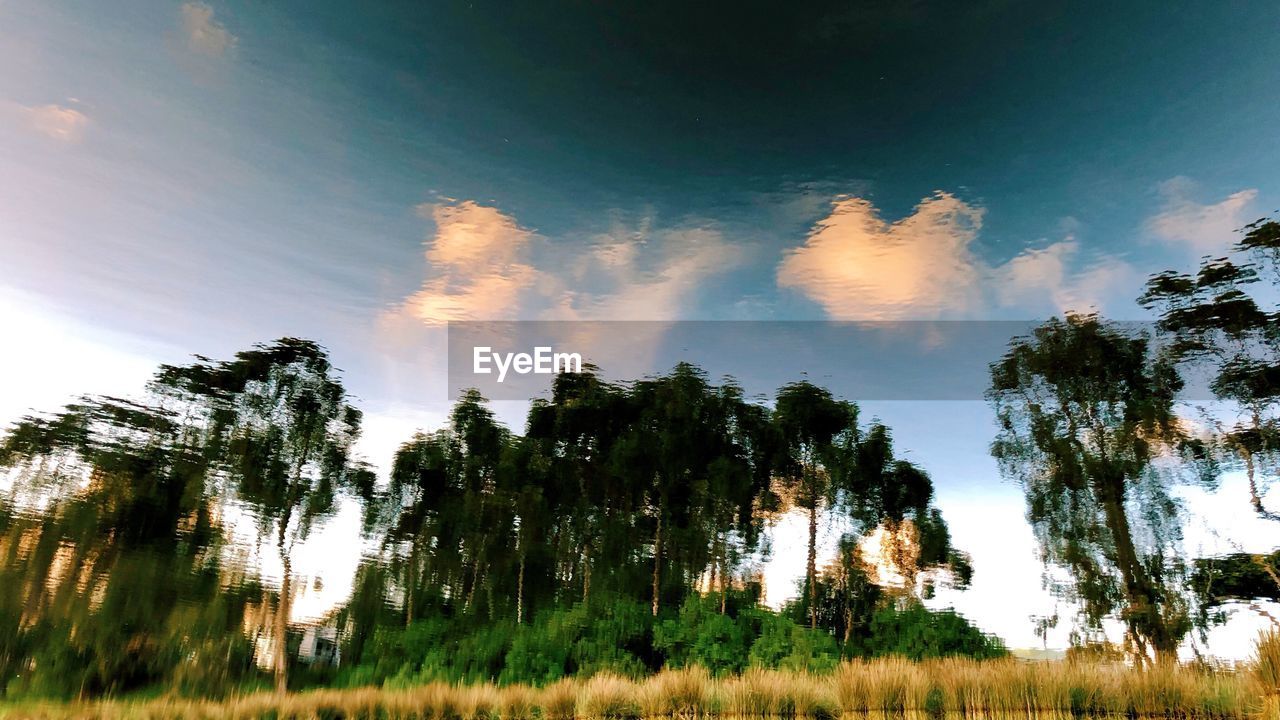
[1,219,1278,718]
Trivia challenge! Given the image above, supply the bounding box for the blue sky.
[2,0,1279,657]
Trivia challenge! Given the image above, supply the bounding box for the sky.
[2,0,1279,658]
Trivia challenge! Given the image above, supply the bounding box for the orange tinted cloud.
[777,192,984,319]
[181,2,236,57]
[399,201,537,324]
[22,104,89,142]
[779,193,1136,318]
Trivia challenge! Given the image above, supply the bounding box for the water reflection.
[0,336,1266,713]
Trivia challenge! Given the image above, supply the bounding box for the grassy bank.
[2,658,1271,720]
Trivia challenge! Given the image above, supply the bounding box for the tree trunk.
[1098,478,1175,663]
[652,510,663,617]
[719,534,729,614]
[517,540,526,625]
[274,514,292,694]
[807,502,818,630]
[582,539,592,603]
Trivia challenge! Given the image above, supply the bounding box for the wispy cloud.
[550,223,740,321]
[1147,177,1259,255]
[995,237,1137,316]
[21,103,89,142]
[181,2,236,57]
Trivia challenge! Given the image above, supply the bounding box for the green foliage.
[856,603,1006,660]
[744,608,839,672]
[987,314,1193,662]
[0,340,1000,700]
[654,595,750,675]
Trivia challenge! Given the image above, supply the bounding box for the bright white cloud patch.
[181,2,236,57]
[21,103,89,142]
[996,239,1138,316]
[1148,177,1259,255]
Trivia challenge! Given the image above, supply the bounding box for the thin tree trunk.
[807,503,818,630]
[582,539,592,603]
[1098,479,1174,663]
[274,511,293,694]
[517,539,526,624]
[719,537,729,614]
[652,510,663,617]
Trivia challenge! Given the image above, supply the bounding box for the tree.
[0,396,258,697]
[1141,218,1280,523]
[987,314,1193,664]
[773,382,856,629]
[154,339,368,692]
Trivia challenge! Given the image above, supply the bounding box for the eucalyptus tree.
[773,381,856,628]
[0,395,256,697]
[987,314,1193,664]
[1141,218,1280,523]
[622,363,729,616]
[154,338,369,692]
[523,367,633,605]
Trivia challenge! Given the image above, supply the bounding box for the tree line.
[0,345,981,698]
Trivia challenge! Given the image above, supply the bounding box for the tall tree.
[1141,218,1280,523]
[987,314,1193,664]
[0,396,257,697]
[154,339,367,692]
[773,382,856,629]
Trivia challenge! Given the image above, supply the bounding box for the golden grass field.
[4,651,1279,720]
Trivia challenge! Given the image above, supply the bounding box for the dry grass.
[0,656,1267,720]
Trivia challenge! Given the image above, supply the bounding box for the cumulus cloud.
[399,201,538,324]
[778,193,1133,319]
[778,192,984,319]
[181,2,236,57]
[1148,177,1259,255]
[22,103,89,142]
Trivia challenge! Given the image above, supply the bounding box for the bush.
[856,603,1006,660]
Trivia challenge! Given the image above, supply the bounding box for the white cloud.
[1148,177,1259,255]
[181,2,236,57]
[552,225,740,321]
[996,238,1138,316]
[21,103,89,142]
[778,192,1134,319]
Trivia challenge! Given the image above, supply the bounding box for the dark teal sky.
[2,0,1278,654]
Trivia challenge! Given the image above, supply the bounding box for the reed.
[0,657,1262,720]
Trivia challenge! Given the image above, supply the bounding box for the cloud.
[399,201,538,324]
[21,103,89,142]
[552,224,740,320]
[777,192,985,319]
[996,238,1137,316]
[181,2,236,57]
[391,201,740,326]
[1148,177,1259,255]
[778,193,1135,319]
